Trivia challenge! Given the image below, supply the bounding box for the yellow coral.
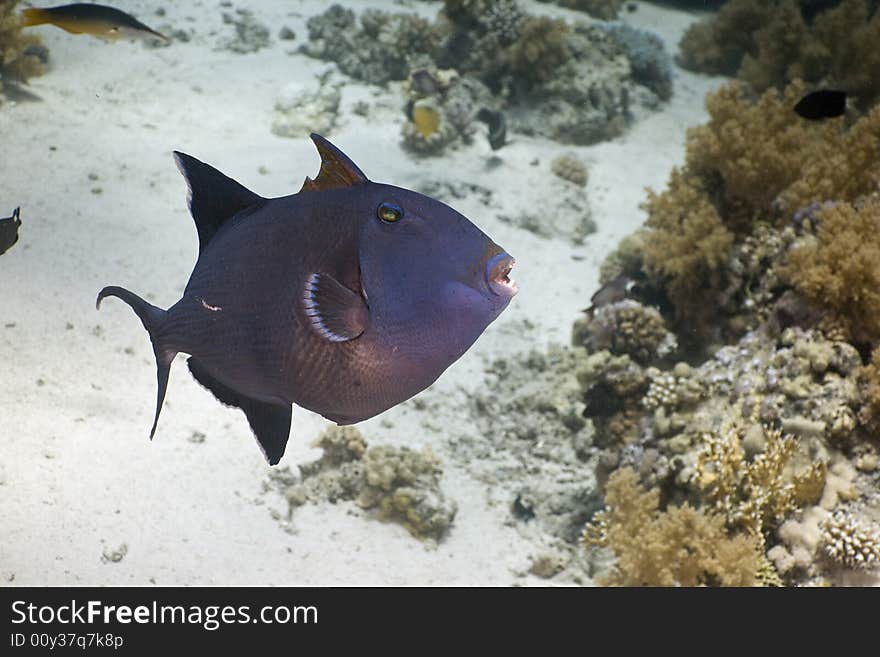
[696,423,826,535]
[584,468,765,586]
[641,168,734,310]
[0,0,46,94]
[782,197,880,343]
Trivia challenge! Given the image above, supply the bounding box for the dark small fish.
[583,273,634,315]
[476,108,507,151]
[793,89,847,121]
[0,207,22,256]
[97,135,517,465]
[22,4,168,42]
[408,68,442,97]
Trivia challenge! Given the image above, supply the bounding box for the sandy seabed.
[0,0,724,585]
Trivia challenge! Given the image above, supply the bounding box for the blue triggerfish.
[97,135,517,465]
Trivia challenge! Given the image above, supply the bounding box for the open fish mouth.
[486,252,518,297]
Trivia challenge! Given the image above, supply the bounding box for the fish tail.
[96,286,176,439]
[20,8,49,27]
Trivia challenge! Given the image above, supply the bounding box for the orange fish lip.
[486,253,518,297]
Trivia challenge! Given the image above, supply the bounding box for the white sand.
[0,0,724,585]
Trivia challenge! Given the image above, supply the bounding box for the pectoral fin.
[302,272,369,342]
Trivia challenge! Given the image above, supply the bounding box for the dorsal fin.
[299,133,369,193]
[173,151,265,253]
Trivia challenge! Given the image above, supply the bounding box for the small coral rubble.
[267,426,457,541]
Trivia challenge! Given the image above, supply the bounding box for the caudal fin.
[97,286,176,439]
[20,8,49,27]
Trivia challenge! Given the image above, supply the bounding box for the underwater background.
[1,0,879,586]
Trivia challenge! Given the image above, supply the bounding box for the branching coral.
[0,0,47,98]
[583,467,766,586]
[696,423,827,535]
[782,197,880,344]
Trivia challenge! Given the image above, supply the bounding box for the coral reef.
[630,80,880,350]
[267,427,457,541]
[303,1,672,147]
[0,0,47,100]
[567,305,870,584]
[602,24,673,101]
[400,68,495,155]
[677,0,776,76]
[301,5,440,86]
[678,0,880,111]
[781,197,880,345]
[573,300,676,364]
[216,8,271,54]
[571,73,880,582]
[583,468,766,586]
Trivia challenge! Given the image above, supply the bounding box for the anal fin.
[187,358,291,465]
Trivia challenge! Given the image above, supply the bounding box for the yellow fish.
[411,103,440,139]
[22,3,168,42]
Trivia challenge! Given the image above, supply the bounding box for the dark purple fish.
[97,135,517,465]
[793,89,847,121]
[0,207,22,256]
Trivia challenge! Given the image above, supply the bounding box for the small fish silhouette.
[476,108,507,151]
[97,135,517,465]
[793,89,847,121]
[0,207,22,256]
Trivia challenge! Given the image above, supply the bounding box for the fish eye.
[377,201,403,224]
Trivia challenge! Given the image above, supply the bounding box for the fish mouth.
[486,252,518,297]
